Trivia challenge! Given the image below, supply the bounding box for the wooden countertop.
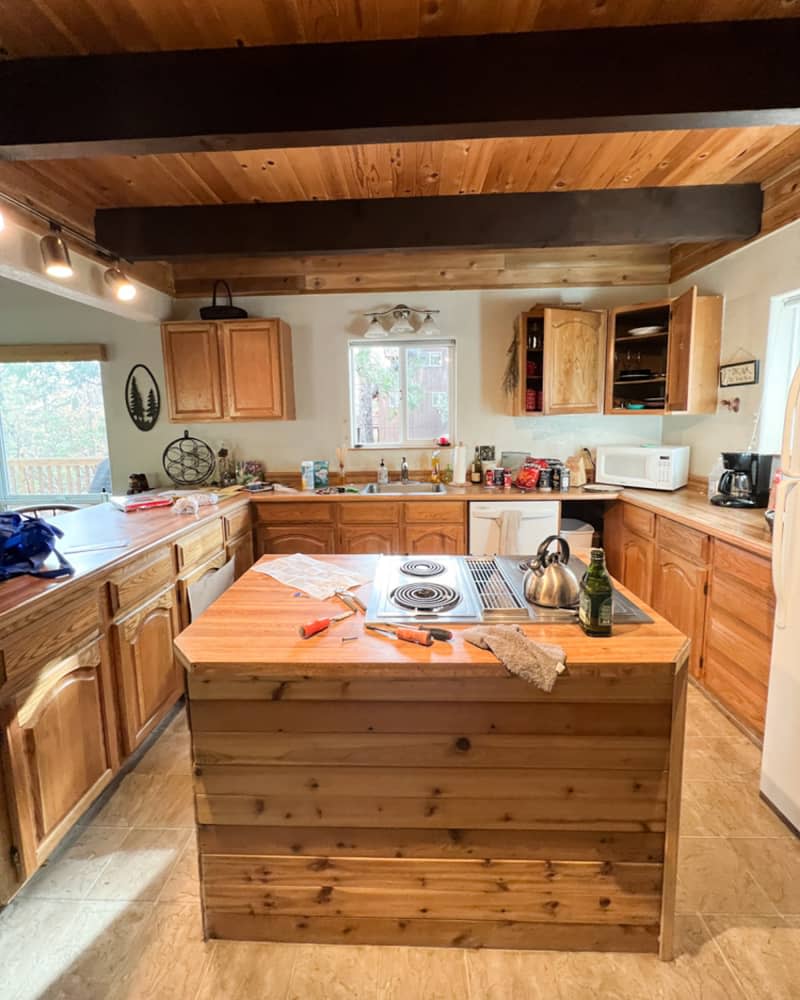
[619,486,773,559]
[250,485,619,503]
[174,554,687,680]
[0,495,250,622]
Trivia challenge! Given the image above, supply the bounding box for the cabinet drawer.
[256,502,334,524]
[108,546,174,616]
[657,517,709,565]
[0,591,100,691]
[340,501,401,524]
[622,505,655,538]
[223,505,251,540]
[713,540,772,593]
[405,501,465,523]
[175,519,225,570]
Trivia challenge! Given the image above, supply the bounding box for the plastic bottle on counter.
[377,458,389,485]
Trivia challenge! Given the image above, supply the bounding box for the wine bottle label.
[579,593,612,630]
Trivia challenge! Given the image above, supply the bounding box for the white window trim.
[348,338,457,450]
[759,291,800,455]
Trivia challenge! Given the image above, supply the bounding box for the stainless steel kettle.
[523,535,580,608]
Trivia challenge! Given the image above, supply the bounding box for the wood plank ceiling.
[0,1,799,295]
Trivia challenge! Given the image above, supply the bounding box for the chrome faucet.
[400,456,410,484]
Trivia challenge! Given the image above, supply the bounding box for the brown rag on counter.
[462,625,566,692]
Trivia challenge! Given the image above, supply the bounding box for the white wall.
[0,279,667,493]
[664,219,800,477]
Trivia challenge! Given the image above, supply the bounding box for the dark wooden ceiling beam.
[2,20,800,160]
[94,186,763,260]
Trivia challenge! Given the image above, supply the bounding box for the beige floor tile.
[465,948,572,1000]
[109,900,214,1000]
[681,781,794,837]
[378,946,468,1000]
[196,940,297,999]
[548,951,655,1000]
[676,837,778,915]
[0,899,84,999]
[164,707,189,737]
[87,827,190,902]
[134,730,192,776]
[286,943,379,1000]
[682,739,726,781]
[704,914,800,1000]
[87,773,154,828]
[703,737,762,782]
[157,836,200,904]
[728,837,800,915]
[647,915,747,1000]
[21,826,129,901]
[90,773,195,829]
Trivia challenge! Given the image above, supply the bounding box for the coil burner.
[400,559,446,578]
[390,582,461,614]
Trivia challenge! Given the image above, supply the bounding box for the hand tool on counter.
[298,610,354,639]
[335,590,366,614]
[366,623,433,647]
[388,623,453,642]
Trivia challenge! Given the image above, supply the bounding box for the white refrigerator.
[761,363,800,832]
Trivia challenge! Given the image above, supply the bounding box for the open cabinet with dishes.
[604,287,722,415]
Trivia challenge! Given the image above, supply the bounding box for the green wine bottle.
[579,548,613,637]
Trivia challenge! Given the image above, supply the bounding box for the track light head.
[40,228,73,279]
[104,265,136,301]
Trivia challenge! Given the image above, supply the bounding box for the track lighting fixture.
[40,226,73,279]
[104,264,137,301]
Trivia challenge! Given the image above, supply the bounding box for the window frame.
[758,291,800,456]
[348,338,457,450]
[0,356,112,509]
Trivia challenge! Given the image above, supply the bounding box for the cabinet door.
[258,525,335,556]
[227,531,255,580]
[3,639,118,876]
[338,524,400,554]
[666,286,696,413]
[161,323,224,421]
[112,587,182,755]
[651,549,708,679]
[405,523,466,555]
[621,529,655,604]
[603,504,624,581]
[219,320,295,420]
[544,308,606,415]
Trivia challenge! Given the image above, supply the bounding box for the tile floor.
[1,685,799,999]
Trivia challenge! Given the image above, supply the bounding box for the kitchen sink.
[361,482,448,495]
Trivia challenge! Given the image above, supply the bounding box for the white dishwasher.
[469,501,560,556]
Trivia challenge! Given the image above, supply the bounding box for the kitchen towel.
[497,509,522,555]
[462,624,565,692]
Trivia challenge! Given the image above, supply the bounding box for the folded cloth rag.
[462,624,565,692]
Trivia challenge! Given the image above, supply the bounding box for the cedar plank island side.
[174,555,689,959]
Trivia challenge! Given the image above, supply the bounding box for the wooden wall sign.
[719,360,760,388]
[125,364,161,431]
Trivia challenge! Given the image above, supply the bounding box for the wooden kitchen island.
[175,555,689,959]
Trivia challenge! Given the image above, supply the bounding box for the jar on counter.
[560,467,571,492]
[538,468,553,492]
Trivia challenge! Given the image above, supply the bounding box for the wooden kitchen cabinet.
[338,523,400,554]
[111,586,182,755]
[161,318,295,422]
[405,522,466,554]
[652,549,708,679]
[513,307,606,416]
[257,524,336,556]
[227,529,255,580]
[605,287,722,415]
[2,638,119,877]
[620,530,655,605]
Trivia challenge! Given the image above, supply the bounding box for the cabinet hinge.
[703,582,709,596]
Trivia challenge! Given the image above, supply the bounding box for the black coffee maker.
[711,452,775,508]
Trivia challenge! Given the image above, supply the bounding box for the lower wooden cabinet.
[257,524,335,555]
[227,530,255,580]
[338,524,400,554]
[111,586,182,755]
[620,530,655,605]
[651,549,708,679]
[2,638,119,877]
[406,522,466,555]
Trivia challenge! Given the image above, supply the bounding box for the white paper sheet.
[252,553,369,600]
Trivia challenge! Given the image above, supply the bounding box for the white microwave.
[595,445,690,491]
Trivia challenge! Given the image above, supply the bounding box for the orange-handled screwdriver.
[298,610,353,639]
[366,623,433,647]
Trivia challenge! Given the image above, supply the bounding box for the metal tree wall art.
[125,365,161,431]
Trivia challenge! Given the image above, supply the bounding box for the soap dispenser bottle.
[377,458,389,485]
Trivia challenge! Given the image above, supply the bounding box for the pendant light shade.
[364,316,388,339]
[389,307,415,335]
[40,228,73,279]
[418,312,440,337]
[104,265,137,301]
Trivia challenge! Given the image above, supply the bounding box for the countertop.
[174,554,687,680]
[250,485,616,502]
[0,495,250,622]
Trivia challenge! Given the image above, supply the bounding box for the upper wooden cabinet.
[513,307,606,416]
[161,318,295,422]
[605,287,722,415]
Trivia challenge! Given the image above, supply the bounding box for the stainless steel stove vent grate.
[464,557,530,622]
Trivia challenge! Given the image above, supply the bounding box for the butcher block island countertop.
[175,555,689,959]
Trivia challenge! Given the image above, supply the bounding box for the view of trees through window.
[350,341,453,447]
[0,361,111,498]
